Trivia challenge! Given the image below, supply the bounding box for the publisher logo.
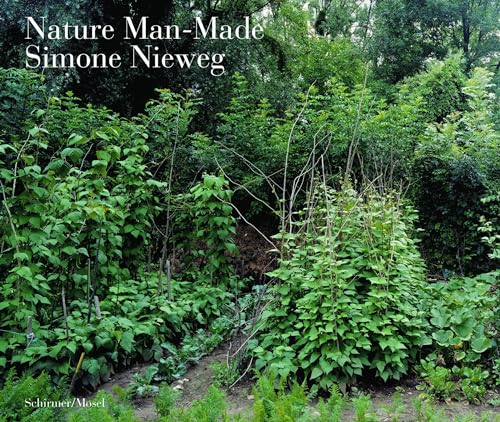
[24,397,105,408]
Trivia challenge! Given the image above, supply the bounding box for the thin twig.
[219,199,277,250]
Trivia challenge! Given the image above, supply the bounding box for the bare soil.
[90,338,499,421]
[232,223,277,282]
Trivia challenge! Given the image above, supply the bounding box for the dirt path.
[93,341,499,421]
[340,386,499,421]
[93,340,254,421]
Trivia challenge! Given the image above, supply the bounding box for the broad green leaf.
[310,366,323,380]
[120,332,134,353]
[471,337,492,353]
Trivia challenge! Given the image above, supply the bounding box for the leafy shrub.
[0,68,240,387]
[250,184,429,389]
[0,371,67,422]
[197,73,375,217]
[457,366,489,404]
[417,362,459,401]
[211,361,240,388]
[417,362,491,404]
[403,55,467,123]
[412,152,498,274]
[411,66,499,275]
[154,384,181,418]
[174,174,238,286]
[127,367,160,398]
[0,272,235,388]
[0,68,46,138]
[142,89,201,194]
[158,385,229,422]
[252,372,309,422]
[0,87,167,382]
[201,73,281,216]
[67,391,138,422]
[421,271,499,367]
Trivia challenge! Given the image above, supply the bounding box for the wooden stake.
[166,259,171,300]
[70,352,85,392]
[61,287,69,340]
[27,316,33,346]
[87,259,91,302]
[94,295,101,318]
[87,235,101,323]
[147,245,152,273]
[157,257,163,295]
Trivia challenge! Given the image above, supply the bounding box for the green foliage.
[154,384,182,418]
[159,385,229,422]
[411,64,500,274]
[380,391,405,422]
[0,68,242,387]
[152,374,499,422]
[413,399,448,422]
[252,373,309,422]
[133,313,235,389]
[0,86,163,330]
[142,89,201,193]
[176,328,224,365]
[211,361,239,388]
[193,58,498,279]
[417,363,459,401]
[352,394,377,422]
[267,3,365,90]
[2,372,497,422]
[0,273,235,387]
[203,72,376,214]
[0,371,68,422]
[195,72,281,215]
[307,0,369,41]
[0,69,46,138]
[315,384,346,422]
[405,56,467,123]
[174,174,238,285]
[251,184,429,388]
[457,366,489,404]
[292,37,365,90]
[67,391,139,422]
[415,267,498,404]
[417,362,491,404]
[421,271,499,368]
[0,9,498,409]
[370,0,499,82]
[127,367,160,398]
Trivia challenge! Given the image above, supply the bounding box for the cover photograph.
[0,1,499,420]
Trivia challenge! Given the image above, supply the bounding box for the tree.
[307,0,370,41]
[370,0,499,82]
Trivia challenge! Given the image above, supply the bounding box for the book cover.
[0,1,498,420]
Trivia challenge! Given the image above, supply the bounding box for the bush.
[421,271,499,369]
[250,184,429,389]
[0,67,240,387]
[411,65,500,275]
[0,68,46,138]
[0,371,68,422]
[67,391,138,422]
[158,385,229,422]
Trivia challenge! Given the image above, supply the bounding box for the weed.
[211,361,240,388]
[417,362,458,400]
[154,384,181,418]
